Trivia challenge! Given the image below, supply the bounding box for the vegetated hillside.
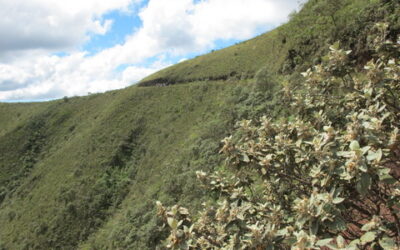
[0,81,278,249]
[139,0,399,87]
[158,37,400,249]
[0,0,398,249]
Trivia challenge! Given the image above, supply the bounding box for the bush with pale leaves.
[157,23,400,249]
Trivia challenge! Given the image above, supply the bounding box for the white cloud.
[0,0,132,55]
[131,0,297,54]
[0,0,300,101]
[0,52,167,100]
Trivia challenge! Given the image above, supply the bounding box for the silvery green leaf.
[261,168,267,175]
[350,141,360,151]
[379,237,397,250]
[179,207,190,215]
[348,239,360,247]
[167,217,178,230]
[361,221,376,232]
[332,197,345,204]
[171,205,178,215]
[340,171,353,181]
[380,174,397,184]
[337,151,352,157]
[316,238,333,247]
[360,231,377,244]
[296,216,308,228]
[361,146,371,155]
[330,42,340,51]
[363,121,373,129]
[367,149,382,162]
[359,114,370,120]
[337,235,345,248]
[236,211,245,220]
[321,177,329,186]
[359,162,368,173]
[364,88,373,97]
[241,153,250,162]
[378,168,391,175]
[276,228,288,236]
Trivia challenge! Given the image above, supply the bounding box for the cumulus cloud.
[0,52,166,100]
[0,0,132,56]
[104,0,299,65]
[0,0,300,101]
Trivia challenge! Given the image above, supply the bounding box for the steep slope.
[139,0,400,87]
[1,81,275,249]
[0,0,399,249]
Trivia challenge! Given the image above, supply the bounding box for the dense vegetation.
[158,24,400,249]
[0,80,281,249]
[0,0,399,249]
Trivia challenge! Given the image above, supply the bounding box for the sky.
[0,0,301,102]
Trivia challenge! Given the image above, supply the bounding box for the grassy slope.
[0,81,260,249]
[139,0,398,87]
[139,29,285,85]
[0,0,398,249]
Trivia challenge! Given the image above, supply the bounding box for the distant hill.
[0,0,398,249]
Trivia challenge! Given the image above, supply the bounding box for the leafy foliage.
[157,25,400,249]
[280,0,400,73]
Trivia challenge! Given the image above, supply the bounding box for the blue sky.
[81,1,264,72]
[0,0,300,101]
[83,5,145,55]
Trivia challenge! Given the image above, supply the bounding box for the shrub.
[253,66,277,92]
[156,24,400,249]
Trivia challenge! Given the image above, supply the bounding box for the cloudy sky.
[0,0,300,102]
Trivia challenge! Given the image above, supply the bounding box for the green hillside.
[139,0,399,86]
[0,0,399,249]
[1,81,276,249]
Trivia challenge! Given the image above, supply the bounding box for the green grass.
[0,81,267,249]
[139,29,286,85]
[0,0,398,249]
